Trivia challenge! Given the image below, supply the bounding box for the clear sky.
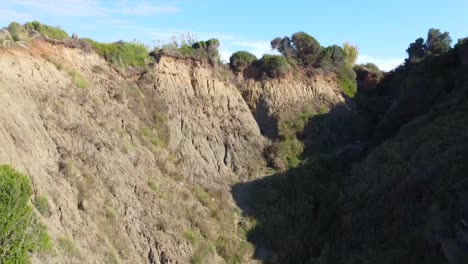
[1,0,467,70]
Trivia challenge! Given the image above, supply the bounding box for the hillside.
[233,36,468,263]
[0,25,344,264]
[1,21,467,264]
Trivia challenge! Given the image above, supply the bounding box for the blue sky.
[1,0,467,70]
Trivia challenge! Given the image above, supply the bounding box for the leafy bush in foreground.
[0,165,52,263]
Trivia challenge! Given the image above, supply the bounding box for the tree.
[406,37,426,64]
[229,51,257,73]
[426,28,452,55]
[0,165,52,263]
[291,32,322,65]
[271,36,295,59]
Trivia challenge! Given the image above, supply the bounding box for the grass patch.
[191,241,216,264]
[193,186,212,207]
[69,70,89,89]
[183,230,201,246]
[58,237,80,258]
[24,21,68,40]
[33,195,51,218]
[148,179,158,192]
[83,38,148,68]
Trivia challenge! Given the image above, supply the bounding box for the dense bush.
[229,51,257,73]
[7,22,21,41]
[83,39,148,68]
[271,32,322,66]
[158,38,221,66]
[0,165,52,263]
[316,45,346,72]
[258,54,291,78]
[343,42,359,65]
[338,64,357,97]
[24,21,68,40]
[405,28,452,66]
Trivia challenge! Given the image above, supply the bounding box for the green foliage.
[141,113,169,148]
[83,38,148,68]
[258,54,291,78]
[229,51,257,73]
[316,45,346,72]
[215,235,252,264]
[271,32,322,66]
[158,38,221,66]
[184,230,201,245]
[193,186,212,207]
[291,32,322,65]
[7,22,21,41]
[68,70,89,89]
[0,165,52,263]
[405,28,452,66]
[426,28,452,55]
[266,107,321,171]
[148,179,158,192]
[406,37,426,64]
[33,196,51,218]
[24,21,68,40]
[343,42,359,65]
[338,64,357,97]
[191,241,216,264]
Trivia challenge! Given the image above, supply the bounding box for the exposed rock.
[239,75,344,137]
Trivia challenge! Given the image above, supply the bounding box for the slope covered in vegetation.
[233,30,468,264]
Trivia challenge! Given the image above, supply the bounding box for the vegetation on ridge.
[83,38,149,68]
[229,31,359,96]
[233,28,468,264]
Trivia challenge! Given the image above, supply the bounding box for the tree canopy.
[405,28,452,65]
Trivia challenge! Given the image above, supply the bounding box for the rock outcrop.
[239,75,344,137]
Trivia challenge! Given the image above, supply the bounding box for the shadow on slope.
[232,40,468,264]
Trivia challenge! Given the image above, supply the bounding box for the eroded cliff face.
[0,40,343,263]
[147,56,268,184]
[239,75,344,137]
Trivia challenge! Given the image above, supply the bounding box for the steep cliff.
[0,38,344,263]
[239,75,344,137]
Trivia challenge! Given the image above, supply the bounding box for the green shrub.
[7,22,22,41]
[83,39,148,68]
[193,186,211,207]
[33,196,51,218]
[148,179,158,192]
[183,230,201,245]
[24,21,68,40]
[354,63,381,74]
[69,70,89,89]
[0,165,52,263]
[191,241,216,264]
[338,64,357,97]
[258,54,291,78]
[229,51,257,73]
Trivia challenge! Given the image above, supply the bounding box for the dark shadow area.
[232,41,468,263]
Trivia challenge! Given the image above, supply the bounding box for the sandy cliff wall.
[239,75,344,137]
[0,40,343,263]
